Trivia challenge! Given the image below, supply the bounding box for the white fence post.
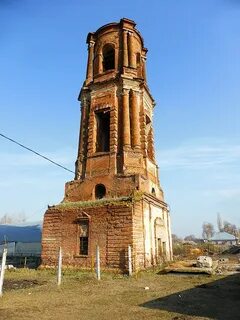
[96,245,101,280]
[128,245,132,276]
[57,247,62,286]
[0,248,7,297]
[24,257,27,268]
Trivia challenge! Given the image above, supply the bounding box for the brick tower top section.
[84,18,148,85]
[65,18,164,203]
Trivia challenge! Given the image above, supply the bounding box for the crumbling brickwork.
[42,18,173,271]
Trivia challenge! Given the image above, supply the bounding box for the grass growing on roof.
[54,192,144,209]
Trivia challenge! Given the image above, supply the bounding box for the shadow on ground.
[140,274,240,320]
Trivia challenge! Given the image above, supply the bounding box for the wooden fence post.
[0,248,7,297]
[128,245,132,276]
[24,257,27,268]
[96,245,101,280]
[57,247,62,286]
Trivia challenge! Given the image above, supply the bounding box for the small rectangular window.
[79,220,89,255]
[162,242,166,256]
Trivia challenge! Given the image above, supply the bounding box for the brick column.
[147,127,155,161]
[142,56,147,81]
[128,32,135,68]
[75,98,87,179]
[87,110,95,155]
[122,89,131,148]
[86,41,95,82]
[78,102,87,156]
[131,90,140,148]
[123,30,128,67]
[98,53,103,74]
[139,91,147,155]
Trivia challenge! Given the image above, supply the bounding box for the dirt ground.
[0,269,239,320]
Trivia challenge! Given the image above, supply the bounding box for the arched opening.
[102,44,115,71]
[95,184,106,199]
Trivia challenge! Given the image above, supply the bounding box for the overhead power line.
[0,133,75,174]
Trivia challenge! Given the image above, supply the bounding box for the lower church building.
[41,18,173,272]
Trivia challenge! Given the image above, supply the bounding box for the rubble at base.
[161,253,240,276]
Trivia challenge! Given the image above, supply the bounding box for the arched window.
[102,44,115,71]
[95,184,106,199]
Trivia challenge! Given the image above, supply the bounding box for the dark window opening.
[95,111,110,152]
[146,115,151,125]
[157,238,162,256]
[79,220,89,255]
[162,242,166,256]
[95,184,106,199]
[103,45,115,71]
[151,187,156,196]
[80,237,88,255]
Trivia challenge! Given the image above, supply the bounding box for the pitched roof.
[0,224,42,244]
[210,231,237,241]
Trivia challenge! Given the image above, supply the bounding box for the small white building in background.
[209,232,238,245]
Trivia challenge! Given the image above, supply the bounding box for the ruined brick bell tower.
[42,18,172,271]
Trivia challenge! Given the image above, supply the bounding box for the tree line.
[202,213,239,240]
[0,213,26,225]
[172,213,239,242]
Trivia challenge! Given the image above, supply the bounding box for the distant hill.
[0,224,42,244]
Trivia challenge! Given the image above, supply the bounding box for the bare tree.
[16,212,26,224]
[0,214,12,224]
[0,212,27,225]
[223,221,238,237]
[172,234,182,244]
[184,234,197,241]
[217,212,223,232]
[202,222,215,240]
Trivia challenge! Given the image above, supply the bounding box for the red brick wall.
[41,210,62,266]
[41,202,133,271]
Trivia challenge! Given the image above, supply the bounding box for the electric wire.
[0,133,75,174]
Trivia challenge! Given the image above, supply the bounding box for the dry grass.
[0,269,239,320]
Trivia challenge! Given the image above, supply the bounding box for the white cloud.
[157,140,240,170]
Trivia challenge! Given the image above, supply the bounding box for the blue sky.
[0,0,239,237]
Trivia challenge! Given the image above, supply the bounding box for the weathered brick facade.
[42,18,173,271]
